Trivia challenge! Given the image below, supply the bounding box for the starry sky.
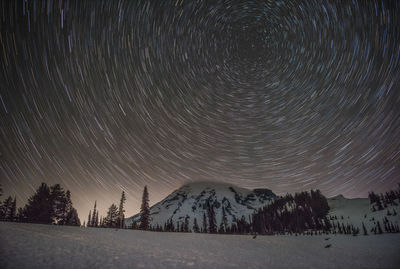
[1,0,399,220]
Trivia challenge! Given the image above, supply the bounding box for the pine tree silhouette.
[207,200,217,233]
[1,196,13,221]
[66,208,81,226]
[118,191,126,229]
[16,207,25,222]
[183,215,190,232]
[202,212,207,233]
[219,207,228,233]
[139,186,150,230]
[24,183,53,224]
[50,184,67,224]
[87,210,92,227]
[94,211,99,227]
[362,222,368,235]
[10,197,17,221]
[377,221,383,234]
[104,204,119,228]
[193,217,200,233]
[91,201,97,227]
[64,191,80,226]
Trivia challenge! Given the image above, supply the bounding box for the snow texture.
[1,222,400,268]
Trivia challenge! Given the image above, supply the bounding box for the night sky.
[1,0,399,220]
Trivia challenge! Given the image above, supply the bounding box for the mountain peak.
[126,182,276,229]
[178,181,244,190]
[329,194,346,200]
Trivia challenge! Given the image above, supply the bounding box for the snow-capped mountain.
[125,182,276,229]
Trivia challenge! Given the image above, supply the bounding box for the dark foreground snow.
[1,222,399,269]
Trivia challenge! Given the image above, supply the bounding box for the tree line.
[2,182,399,237]
[368,183,400,211]
[0,183,80,226]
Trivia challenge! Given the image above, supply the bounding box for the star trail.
[1,0,399,219]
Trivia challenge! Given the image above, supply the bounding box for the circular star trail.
[1,0,399,218]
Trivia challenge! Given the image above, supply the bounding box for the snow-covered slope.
[328,195,400,232]
[125,182,276,229]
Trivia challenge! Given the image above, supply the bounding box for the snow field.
[1,222,399,269]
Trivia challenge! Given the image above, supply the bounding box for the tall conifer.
[91,201,97,227]
[193,217,200,233]
[87,210,92,227]
[118,191,126,229]
[202,212,207,233]
[139,186,150,230]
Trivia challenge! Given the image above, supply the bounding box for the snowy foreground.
[1,222,400,269]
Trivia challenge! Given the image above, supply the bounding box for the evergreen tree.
[66,208,81,226]
[1,196,13,221]
[251,189,330,235]
[95,211,99,227]
[10,197,17,221]
[60,191,80,226]
[377,221,383,234]
[50,184,67,224]
[202,212,208,233]
[91,201,97,227]
[104,204,119,228]
[0,202,3,220]
[376,198,384,211]
[183,215,190,232]
[351,226,359,236]
[139,186,150,230]
[24,183,53,224]
[1,183,77,225]
[62,190,73,225]
[390,222,396,233]
[207,200,217,233]
[0,184,2,219]
[118,191,126,229]
[193,217,200,233]
[87,210,92,227]
[16,207,26,222]
[384,222,389,233]
[362,222,368,235]
[219,207,228,233]
[386,209,392,216]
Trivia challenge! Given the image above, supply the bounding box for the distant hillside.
[327,195,400,233]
